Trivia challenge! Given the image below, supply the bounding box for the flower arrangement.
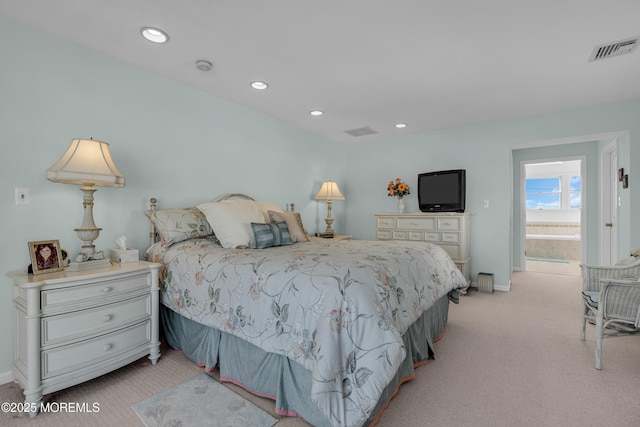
[387,178,411,198]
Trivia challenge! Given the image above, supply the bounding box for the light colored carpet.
[1,270,639,426]
[132,373,276,427]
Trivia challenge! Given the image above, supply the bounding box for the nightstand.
[8,261,161,416]
[311,234,352,241]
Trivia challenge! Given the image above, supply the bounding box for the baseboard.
[0,370,14,386]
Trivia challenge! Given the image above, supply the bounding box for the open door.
[522,158,583,275]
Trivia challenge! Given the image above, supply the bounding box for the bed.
[145,195,467,427]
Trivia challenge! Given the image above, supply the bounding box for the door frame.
[519,156,586,271]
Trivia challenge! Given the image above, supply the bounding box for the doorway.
[522,158,583,275]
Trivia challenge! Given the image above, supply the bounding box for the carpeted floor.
[1,270,639,426]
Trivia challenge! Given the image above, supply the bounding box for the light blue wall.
[0,18,346,374]
[343,101,639,292]
[2,17,639,376]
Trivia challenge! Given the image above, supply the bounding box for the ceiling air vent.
[344,126,378,137]
[589,37,639,62]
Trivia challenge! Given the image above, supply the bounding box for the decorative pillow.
[251,222,293,249]
[256,201,285,223]
[268,210,309,242]
[197,200,264,249]
[145,207,213,247]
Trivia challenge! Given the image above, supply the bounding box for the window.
[526,175,581,210]
[526,177,560,209]
[569,176,581,209]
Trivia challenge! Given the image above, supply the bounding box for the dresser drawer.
[439,244,460,259]
[408,231,423,240]
[423,232,441,242]
[42,320,151,379]
[377,230,392,240]
[41,272,150,313]
[392,231,409,240]
[42,294,151,346]
[437,217,460,231]
[377,217,396,229]
[397,217,436,230]
[442,233,460,243]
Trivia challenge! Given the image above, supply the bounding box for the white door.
[600,141,618,264]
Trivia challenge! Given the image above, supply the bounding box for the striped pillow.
[251,222,293,249]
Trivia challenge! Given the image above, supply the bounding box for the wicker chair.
[580,260,640,369]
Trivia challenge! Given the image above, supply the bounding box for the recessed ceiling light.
[251,81,269,90]
[140,27,169,43]
[395,123,407,129]
[309,110,324,116]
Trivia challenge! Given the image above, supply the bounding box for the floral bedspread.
[148,237,466,427]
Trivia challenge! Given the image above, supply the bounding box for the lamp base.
[66,258,112,272]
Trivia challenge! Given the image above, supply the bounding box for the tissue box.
[110,248,139,263]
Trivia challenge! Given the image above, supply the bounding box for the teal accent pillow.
[251,222,293,249]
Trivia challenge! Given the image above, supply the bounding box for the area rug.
[132,373,277,427]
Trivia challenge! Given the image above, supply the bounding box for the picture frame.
[618,168,624,182]
[28,240,64,275]
[622,174,629,189]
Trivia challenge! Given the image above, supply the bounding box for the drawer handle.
[102,287,112,293]
[103,344,112,352]
[103,315,112,322]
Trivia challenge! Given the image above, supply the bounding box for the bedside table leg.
[149,266,161,365]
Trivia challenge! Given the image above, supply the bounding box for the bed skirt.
[161,294,450,427]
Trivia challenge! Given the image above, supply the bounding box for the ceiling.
[2,0,640,143]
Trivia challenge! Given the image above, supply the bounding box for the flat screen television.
[418,169,466,212]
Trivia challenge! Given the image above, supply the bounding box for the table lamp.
[46,138,125,271]
[314,181,345,238]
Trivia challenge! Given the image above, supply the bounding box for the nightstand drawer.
[42,294,151,346]
[41,272,149,313]
[42,320,151,379]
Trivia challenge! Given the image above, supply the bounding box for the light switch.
[483,199,489,208]
[15,187,29,205]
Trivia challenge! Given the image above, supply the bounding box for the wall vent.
[344,126,378,137]
[589,37,638,62]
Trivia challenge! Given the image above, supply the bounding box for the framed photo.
[618,168,624,182]
[28,240,63,275]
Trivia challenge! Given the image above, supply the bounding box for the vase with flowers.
[387,178,411,213]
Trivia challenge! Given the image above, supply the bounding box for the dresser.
[8,261,161,415]
[375,212,471,285]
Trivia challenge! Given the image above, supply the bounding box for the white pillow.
[255,201,284,223]
[197,200,264,249]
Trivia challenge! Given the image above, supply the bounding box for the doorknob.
[605,223,613,227]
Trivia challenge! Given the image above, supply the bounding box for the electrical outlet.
[15,187,29,205]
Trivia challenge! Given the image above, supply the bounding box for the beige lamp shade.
[314,181,344,237]
[46,138,125,271]
[46,138,125,187]
[314,181,345,201]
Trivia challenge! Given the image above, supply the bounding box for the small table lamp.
[314,181,345,238]
[47,138,125,271]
